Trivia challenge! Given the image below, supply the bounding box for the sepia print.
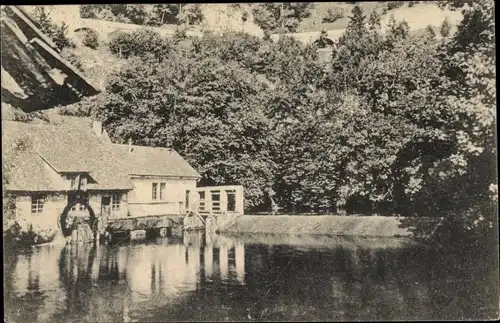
[2,2,498,322]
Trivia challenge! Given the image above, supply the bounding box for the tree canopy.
[60,1,496,245]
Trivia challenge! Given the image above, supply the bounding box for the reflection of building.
[11,244,67,322]
[6,233,247,321]
[203,234,246,285]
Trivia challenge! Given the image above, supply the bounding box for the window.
[152,183,158,200]
[159,183,166,200]
[227,191,236,212]
[199,191,206,211]
[211,191,221,212]
[185,190,190,208]
[112,193,121,210]
[31,194,45,214]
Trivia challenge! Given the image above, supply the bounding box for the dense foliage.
[33,6,75,51]
[251,3,314,33]
[82,28,99,49]
[78,3,313,33]
[79,4,204,27]
[108,29,171,61]
[60,3,496,244]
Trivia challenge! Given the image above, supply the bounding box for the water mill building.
[2,117,244,242]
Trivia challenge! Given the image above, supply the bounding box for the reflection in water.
[4,232,498,322]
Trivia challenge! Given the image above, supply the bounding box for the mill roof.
[2,120,133,191]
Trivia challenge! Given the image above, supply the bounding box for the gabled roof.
[112,144,201,179]
[2,120,134,191]
[2,149,67,192]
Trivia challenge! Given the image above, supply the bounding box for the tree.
[79,4,152,25]
[95,55,276,210]
[150,4,181,25]
[80,5,103,19]
[52,22,75,51]
[440,17,452,38]
[82,29,99,49]
[425,25,436,39]
[315,29,331,48]
[322,7,344,23]
[33,6,55,37]
[178,4,203,26]
[343,5,366,37]
[368,10,381,31]
[252,3,314,33]
[108,29,171,61]
[386,1,404,10]
[32,8,75,51]
[386,16,410,44]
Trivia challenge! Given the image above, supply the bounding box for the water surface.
[4,232,498,322]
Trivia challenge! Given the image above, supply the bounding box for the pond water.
[4,232,499,322]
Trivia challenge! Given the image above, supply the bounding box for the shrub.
[52,22,76,51]
[322,8,344,23]
[425,25,436,39]
[60,48,85,72]
[108,29,171,61]
[440,18,451,38]
[179,4,204,25]
[82,29,99,49]
[4,220,58,248]
[108,31,132,58]
[387,1,404,10]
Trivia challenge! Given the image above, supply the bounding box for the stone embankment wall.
[220,215,436,238]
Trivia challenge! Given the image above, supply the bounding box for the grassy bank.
[221,215,433,238]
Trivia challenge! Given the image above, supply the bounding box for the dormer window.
[68,173,89,191]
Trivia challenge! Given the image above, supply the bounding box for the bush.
[178,4,204,25]
[82,29,99,49]
[440,18,452,38]
[387,1,404,10]
[107,31,131,58]
[322,8,344,23]
[52,22,75,51]
[108,29,171,61]
[4,220,58,248]
[60,48,85,72]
